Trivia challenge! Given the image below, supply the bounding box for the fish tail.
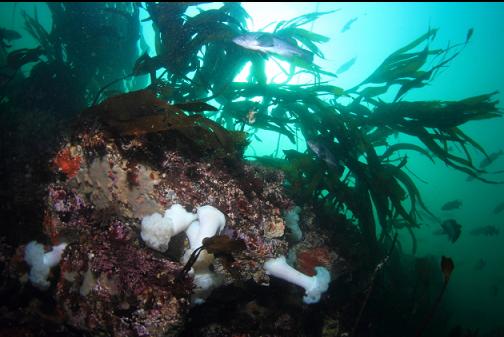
[299,49,314,63]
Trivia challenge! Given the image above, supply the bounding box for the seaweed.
[85,89,248,159]
[51,4,504,253]
[1,2,502,324]
[178,235,246,280]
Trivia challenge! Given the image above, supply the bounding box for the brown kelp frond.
[358,93,502,181]
[178,235,246,280]
[21,10,55,61]
[276,27,330,59]
[351,27,474,101]
[351,233,398,337]
[142,2,247,89]
[174,101,218,113]
[269,10,338,77]
[352,28,438,92]
[415,256,455,337]
[370,92,501,129]
[379,143,435,164]
[84,89,248,159]
[413,126,503,183]
[386,165,435,219]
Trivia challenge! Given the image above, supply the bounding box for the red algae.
[53,147,81,178]
[296,247,332,276]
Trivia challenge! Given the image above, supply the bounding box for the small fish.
[441,200,462,211]
[465,28,474,44]
[0,27,22,49]
[232,32,314,63]
[0,27,22,41]
[335,56,357,75]
[307,139,342,170]
[474,258,486,271]
[470,225,499,236]
[341,17,358,33]
[493,201,504,214]
[433,219,462,243]
[479,150,503,169]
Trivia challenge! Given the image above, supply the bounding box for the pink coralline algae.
[35,121,295,335]
[56,219,192,337]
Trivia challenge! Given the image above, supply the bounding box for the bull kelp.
[0,3,503,337]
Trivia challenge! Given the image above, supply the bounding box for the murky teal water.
[1,2,503,334]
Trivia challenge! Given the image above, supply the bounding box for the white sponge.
[196,205,226,247]
[141,212,173,252]
[24,241,67,290]
[141,204,197,252]
[183,205,226,305]
[264,255,331,304]
[284,206,302,241]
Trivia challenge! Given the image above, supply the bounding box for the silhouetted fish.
[470,225,499,236]
[479,150,503,169]
[341,17,358,33]
[441,200,462,211]
[0,27,22,43]
[434,219,462,243]
[335,56,357,75]
[493,201,504,214]
[474,258,486,271]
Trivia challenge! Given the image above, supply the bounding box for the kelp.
[4,2,501,259]
[84,89,248,159]
[143,2,247,89]
[349,93,502,182]
[234,71,500,249]
[5,46,43,70]
[242,10,338,80]
[414,257,455,337]
[370,93,501,129]
[351,27,475,101]
[17,3,143,107]
[219,21,499,251]
[21,10,55,62]
[358,28,438,85]
[380,143,435,164]
[174,101,218,113]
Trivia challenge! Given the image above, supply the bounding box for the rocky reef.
[0,90,346,336]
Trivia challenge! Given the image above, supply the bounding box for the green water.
[1,2,503,335]
[242,4,504,331]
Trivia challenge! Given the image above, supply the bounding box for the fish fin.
[256,33,275,47]
[299,49,314,63]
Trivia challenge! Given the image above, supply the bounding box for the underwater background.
[1,2,503,337]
